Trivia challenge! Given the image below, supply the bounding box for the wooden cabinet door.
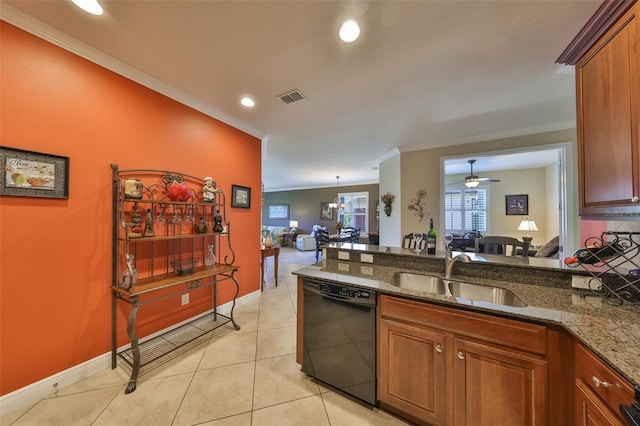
[574,342,633,426]
[575,379,625,426]
[452,338,548,426]
[576,4,640,216]
[378,318,447,425]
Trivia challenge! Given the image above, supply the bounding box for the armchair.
[296,225,320,251]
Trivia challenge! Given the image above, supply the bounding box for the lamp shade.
[517,219,539,232]
[290,220,298,228]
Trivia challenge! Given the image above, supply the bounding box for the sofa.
[296,225,321,251]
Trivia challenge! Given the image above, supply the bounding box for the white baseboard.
[0,290,260,416]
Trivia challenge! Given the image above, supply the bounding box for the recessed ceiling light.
[71,0,104,15]
[240,97,255,108]
[339,20,360,43]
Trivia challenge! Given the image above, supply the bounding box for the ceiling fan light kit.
[463,159,500,187]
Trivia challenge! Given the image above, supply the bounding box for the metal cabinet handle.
[457,351,465,360]
[631,196,639,203]
[592,376,611,388]
[435,344,443,353]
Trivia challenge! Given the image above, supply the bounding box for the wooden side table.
[281,232,297,247]
[260,244,280,291]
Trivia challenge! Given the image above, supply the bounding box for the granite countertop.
[293,246,640,387]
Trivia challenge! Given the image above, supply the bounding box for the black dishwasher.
[302,278,377,406]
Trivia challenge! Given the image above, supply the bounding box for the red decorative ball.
[168,181,191,201]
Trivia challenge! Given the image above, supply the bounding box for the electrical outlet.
[181,293,189,305]
[571,275,602,290]
[360,253,374,264]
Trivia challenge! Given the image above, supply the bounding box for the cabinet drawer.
[575,343,633,416]
[379,295,547,355]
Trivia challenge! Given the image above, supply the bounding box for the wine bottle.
[564,243,622,265]
[427,218,436,255]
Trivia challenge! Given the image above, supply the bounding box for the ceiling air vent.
[278,90,306,105]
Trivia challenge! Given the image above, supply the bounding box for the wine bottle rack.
[568,232,640,306]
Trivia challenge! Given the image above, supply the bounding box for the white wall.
[379,154,402,247]
[545,162,560,241]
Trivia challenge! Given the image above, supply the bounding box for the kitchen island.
[294,243,639,425]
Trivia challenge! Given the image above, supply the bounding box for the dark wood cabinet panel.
[575,2,640,216]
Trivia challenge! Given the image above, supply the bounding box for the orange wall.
[0,22,262,395]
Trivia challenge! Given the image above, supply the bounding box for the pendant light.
[328,176,345,210]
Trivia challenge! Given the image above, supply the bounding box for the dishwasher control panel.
[319,283,371,299]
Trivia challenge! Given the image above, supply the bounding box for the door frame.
[441,141,576,265]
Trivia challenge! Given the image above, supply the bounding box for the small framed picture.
[1,146,69,199]
[231,184,251,208]
[320,202,333,220]
[505,194,529,215]
[268,204,290,220]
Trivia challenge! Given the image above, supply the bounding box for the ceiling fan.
[461,159,501,188]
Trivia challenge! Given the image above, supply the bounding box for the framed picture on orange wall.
[0,146,69,199]
[231,184,251,208]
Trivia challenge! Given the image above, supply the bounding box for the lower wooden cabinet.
[452,338,548,426]
[378,295,550,425]
[575,343,633,426]
[378,317,447,425]
[576,379,625,426]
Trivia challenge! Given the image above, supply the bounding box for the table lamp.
[289,220,298,233]
[517,219,539,245]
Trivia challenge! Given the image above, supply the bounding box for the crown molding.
[375,147,401,165]
[556,0,636,65]
[1,4,266,140]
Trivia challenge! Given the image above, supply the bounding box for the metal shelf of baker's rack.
[119,231,227,242]
[567,231,640,306]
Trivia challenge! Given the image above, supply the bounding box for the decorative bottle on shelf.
[195,216,208,234]
[143,208,155,237]
[564,243,623,265]
[205,244,216,267]
[427,218,437,255]
[213,210,224,232]
[121,255,138,289]
[129,203,143,238]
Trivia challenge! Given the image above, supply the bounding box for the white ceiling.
[2,0,599,191]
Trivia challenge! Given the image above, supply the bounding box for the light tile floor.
[2,247,410,426]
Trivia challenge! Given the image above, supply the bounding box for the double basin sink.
[390,272,526,308]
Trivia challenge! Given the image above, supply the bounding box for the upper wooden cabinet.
[559,0,640,217]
